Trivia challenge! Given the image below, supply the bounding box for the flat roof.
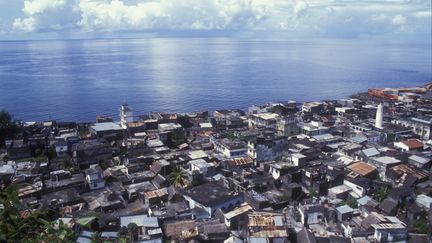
[199,123,213,128]
[189,159,214,169]
[183,182,238,207]
[187,150,208,160]
[224,203,252,219]
[373,156,401,165]
[120,214,159,228]
[409,155,429,164]
[252,113,279,120]
[91,122,123,132]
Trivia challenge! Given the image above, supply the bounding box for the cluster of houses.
[1,85,432,243]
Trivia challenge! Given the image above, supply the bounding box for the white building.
[375,103,383,129]
[120,103,133,129]
[85,166,105,190]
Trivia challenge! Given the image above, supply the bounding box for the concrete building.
[247,136,287,163]
[276,116,299,137]
[182,182,243,217]
[85,166,105,190]
[248,113,279,129]
[372,223,407,242]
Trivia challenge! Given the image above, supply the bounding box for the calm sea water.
[0,38,431,122]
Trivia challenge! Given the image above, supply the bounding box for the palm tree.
[374,185,390,202]
[168,166,188,188]
[127,222,138,242]
[0,183,75,242]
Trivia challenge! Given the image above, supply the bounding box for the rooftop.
[373,156,401,165]
[252,113,279,120]
[183,182,239,207]
[120,214,159,228]
[348,161,377,176]
[90,122,123,132]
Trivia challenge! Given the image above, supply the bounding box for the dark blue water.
[0,38,431,122]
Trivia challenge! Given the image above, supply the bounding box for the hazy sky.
[0,0,430,40]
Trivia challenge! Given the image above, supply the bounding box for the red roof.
[402,139,423,149]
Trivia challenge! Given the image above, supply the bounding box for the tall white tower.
[120,103,133,129]
[375,103,383,129]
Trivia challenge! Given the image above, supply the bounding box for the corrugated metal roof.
[120,215,159,228]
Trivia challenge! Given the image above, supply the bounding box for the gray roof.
[409,155,429,164]
[120,214,159,228]
[336,205,354,214]
[362,147,380,157]
[91,122,123,132]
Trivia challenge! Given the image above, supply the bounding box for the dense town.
[1,84,432,243]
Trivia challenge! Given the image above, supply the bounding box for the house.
[84,166,105,190]
[416,194,432,209]
[163,220,198,242]
[392,117,432,140]
[276,116,299,136]
[268,162,294,180]
[336,205,354,222]
[369,156,402,180]
[44,170,85,192]
[144,188,169,205]
[298,204,326,226]
[244,190,271,210]
[408,155,431,169]
[347,161,378,179]
[211,138,247,158]
[226,156,254,170]
[119,214,160,241]
[394,139,423,151]
[247,212,289,243]
[248,113,279,129]
[371,223,407,242]
[328,184,352,200]
[157,123,183,144]
[291,153,307,167]
[386,164,429,186]
[186,150,208,160]
[221,203,252,229]
[189,159,215,176]
[72,140,112,167]
[379,198,399,216]
[247,135,287,163]
[90,122,124,139]
[359,147,380,161]
[298,121,329,136]
[54,139,69,157]
[182,182,243,217]
[302,102,324,114]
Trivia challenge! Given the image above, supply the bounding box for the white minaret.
[375,103,383,129]
[120,103,133,129]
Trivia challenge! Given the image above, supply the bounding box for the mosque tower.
[375,103,383,129]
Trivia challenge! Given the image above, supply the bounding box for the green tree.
[191,170,204,186]
[374,185,390,202]
[346,197,358,208]
[414,219,428,234]
[170,128,186,148]
[0,183,75,242]
[127,222,138,242]
[168,166,188,188]
[0,110,20,146]
[309,188,318,198]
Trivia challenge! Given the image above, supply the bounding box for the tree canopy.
[0,110,20,146]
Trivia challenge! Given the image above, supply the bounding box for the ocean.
[0,38,430,122]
